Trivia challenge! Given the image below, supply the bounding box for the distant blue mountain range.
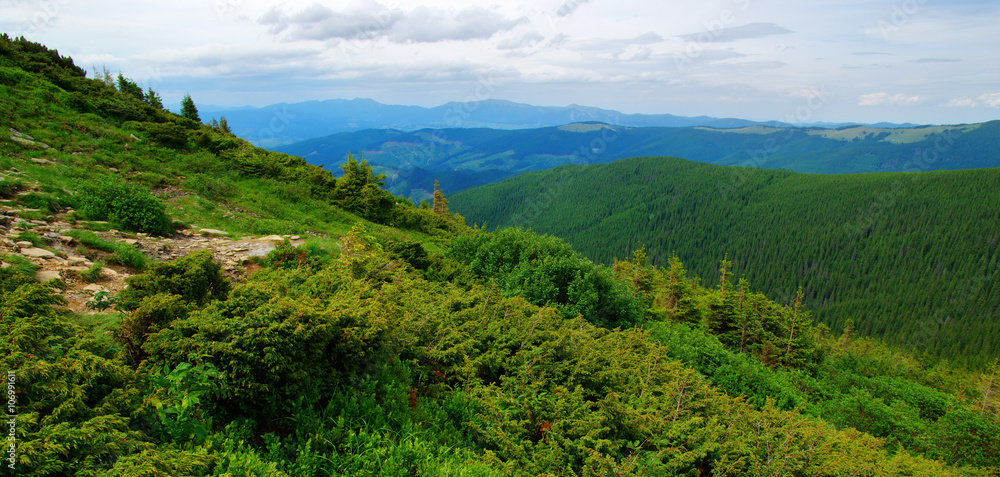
[196,98,919,148]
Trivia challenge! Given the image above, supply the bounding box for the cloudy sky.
[3,0,999,124]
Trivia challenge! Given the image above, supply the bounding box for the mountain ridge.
[197,97,925,148]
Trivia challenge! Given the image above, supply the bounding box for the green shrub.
[117,250,229,311]
[79,260,105,283]
[66,229,116,253]
[78,179,173,236]
[109,243,147,270]
[448,227,642,328]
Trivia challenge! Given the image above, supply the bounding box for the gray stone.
[21,247,55,258]
[200,228,228,237]
[35,270,61,282]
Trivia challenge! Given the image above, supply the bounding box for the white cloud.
[259,2,523,43]
[942,93,1000,108]
[679,22,793,43]
[858,92,921,106]
[945,97,977,107]
[979,92,1000,107]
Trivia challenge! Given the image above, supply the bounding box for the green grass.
[65,230,147,270]
[0,253,38,276]
[79,260,105,283]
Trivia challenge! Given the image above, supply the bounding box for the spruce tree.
[145,87,163,109]
[181,93,200,122]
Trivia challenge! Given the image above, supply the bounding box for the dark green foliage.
[116,74,144,101]
[144,87,163,109]
[131,121,188,149]
[78,178,174,236]
[452,155,1000,367]
[180,93,200,122]
[448,227,641,328]
[332,154,396,223]
[117,250,229,311]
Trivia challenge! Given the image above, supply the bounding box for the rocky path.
[1,205,305,314]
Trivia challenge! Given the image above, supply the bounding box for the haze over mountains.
[199,98,919,148]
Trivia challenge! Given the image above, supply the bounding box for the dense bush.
[117,250,229,311]
[448,227,641,328]
[78,178,173,236]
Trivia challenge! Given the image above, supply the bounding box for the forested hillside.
[277,120,1000,202]
[3,34,1000,476]
[449,156,1000,368]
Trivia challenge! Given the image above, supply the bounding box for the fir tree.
[181,93,200,122]
[145,87,163,109]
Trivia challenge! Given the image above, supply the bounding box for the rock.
[290,236,301,241]
[260,235,285,242]
[199,228,228,237]
[121,239,138,245]
[129,134,141,142]
[0,262,9,269]
[180,229,193,237]
[31,158,56,165]
[9,128,32,140]
[20,247,55,258]
[100,267,119,278]
[35,270,61,282]
[83,284,109,293]
[59,235,74,244]
[15,241,33,248]
[66,256,88,266]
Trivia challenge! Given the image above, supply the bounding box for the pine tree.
[181,93,200,122]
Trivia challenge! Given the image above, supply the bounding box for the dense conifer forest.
[450,156,1000,369]
[2,34,999,476]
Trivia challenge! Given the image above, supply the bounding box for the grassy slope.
[449,156,1000,367]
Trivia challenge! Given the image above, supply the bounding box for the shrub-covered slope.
[3,34,1000,476]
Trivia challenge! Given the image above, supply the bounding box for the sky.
[2,0,999,125]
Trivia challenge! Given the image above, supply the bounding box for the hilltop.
[2,34,999,476]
